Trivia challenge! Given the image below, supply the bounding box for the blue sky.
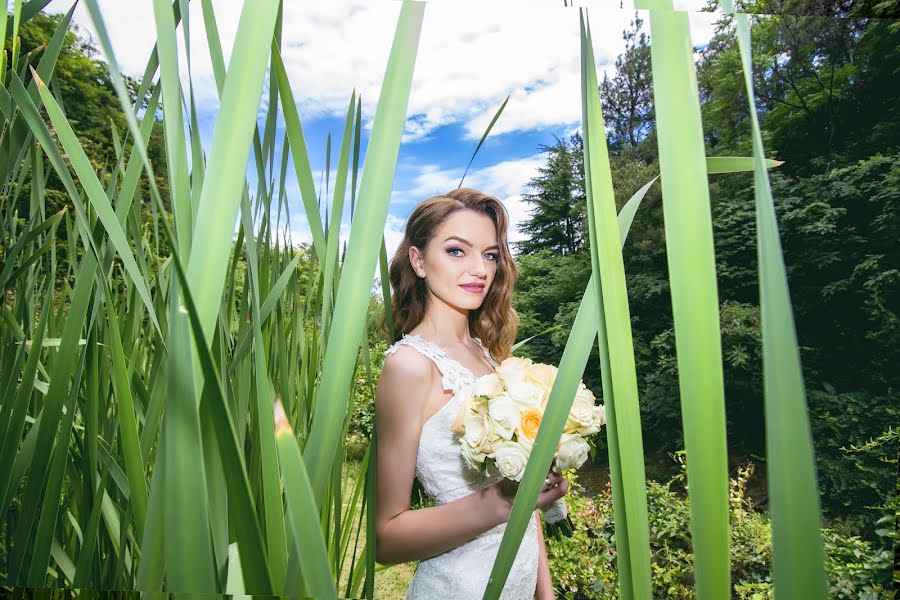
[43,0,718,266]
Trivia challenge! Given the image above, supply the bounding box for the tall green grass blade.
[484,95,658,598]
[184,0,280,346]
[31,69,162,337]
[636,2,732,597]
[142,174,275,594]
[725,3,829,597]
[275,399,337,599]
[73,450,112,587]
[303,0,425,506]
[27,355,83,586]
[239,190,288,592]
[322,91,357,329]
[459,94,509,188]
[271,41,327,260]
[102,282,149,544]
[152,0,191,254]
[707,156,783,173]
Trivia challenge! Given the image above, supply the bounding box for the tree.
[515,133,587,256]
[11,13,169,218]
[599,14,654,154]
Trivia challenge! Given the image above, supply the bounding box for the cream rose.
[474,372,504,397]
[556,432,590,470]
[488,395,521,440]
[494,441,530,482]
[525,363,557,392]
[450,387,477,434]
[463,412,493,451]
[460,439,486,470]
[497,356,533,387]
[564,395,596,434]
[578,404,606,436]
[506,380,544,409]
[482,433,505,456]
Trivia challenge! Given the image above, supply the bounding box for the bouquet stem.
[541,497,574,539]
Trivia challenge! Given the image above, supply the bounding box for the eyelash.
[448,247,499,261]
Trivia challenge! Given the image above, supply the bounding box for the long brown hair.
[381,188,519,361]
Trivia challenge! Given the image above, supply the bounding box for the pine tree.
[599,14,654,154]
[515,133,586,256]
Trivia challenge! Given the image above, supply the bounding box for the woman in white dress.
[374,188,570,599]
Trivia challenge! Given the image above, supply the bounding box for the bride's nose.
[469,255,488,278]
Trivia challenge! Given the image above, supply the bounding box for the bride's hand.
[487,470,569,521]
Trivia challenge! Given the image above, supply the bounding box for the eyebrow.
[443,236,500,251]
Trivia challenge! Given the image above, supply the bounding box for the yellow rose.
[519,408,543,442]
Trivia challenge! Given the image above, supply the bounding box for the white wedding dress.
[383,333,539,600]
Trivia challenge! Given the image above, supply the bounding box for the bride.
[374,188,570,599]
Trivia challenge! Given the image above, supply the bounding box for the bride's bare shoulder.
[378,344,435,396]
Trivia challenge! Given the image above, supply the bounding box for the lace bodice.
[382,333,539,599]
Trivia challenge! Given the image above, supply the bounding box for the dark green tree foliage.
[599,14,654,154]
[511,9,899,530]
[515,133,587,257]
[10,13,169,219]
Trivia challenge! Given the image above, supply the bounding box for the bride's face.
[409,209,500,312]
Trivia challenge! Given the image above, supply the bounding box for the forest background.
[3,0,897,596]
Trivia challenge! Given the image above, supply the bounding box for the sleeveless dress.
[382,333,539,600]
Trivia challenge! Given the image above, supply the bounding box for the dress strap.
[473,337,500,369]
[383,333,475,394]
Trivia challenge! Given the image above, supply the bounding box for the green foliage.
[11,13,169,211]
[516,133,588,257]
[599,14,654,154]
[545,455,894,599]
[807,388,899,529]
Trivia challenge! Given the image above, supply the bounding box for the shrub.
[545,452,894,599]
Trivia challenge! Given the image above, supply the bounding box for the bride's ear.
[409,246,425,277]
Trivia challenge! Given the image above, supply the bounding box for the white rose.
[497,356,533,387]
[506,380,543,409]
[556,432,590,470]
[474,373,504,398]
[564,395,595,434]
[482,433,505,457]
[579,404,606,436]
[575,382,595,405]
[488,395,521,440]
[450,387,477,435]
[460,439,486,470]
[494,441,530,482]
[463,412,493,451]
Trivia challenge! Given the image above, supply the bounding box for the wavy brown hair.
[380,188,519,361]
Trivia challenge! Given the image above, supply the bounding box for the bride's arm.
[374,347,508,566]
[534,510,555,599]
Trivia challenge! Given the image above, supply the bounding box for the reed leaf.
[636,2,732,597]
[275,399,338,599]
[484,46,659,592]
[303,0,425,506]
[725,3,829,597]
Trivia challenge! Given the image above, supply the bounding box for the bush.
[545,452,894,599]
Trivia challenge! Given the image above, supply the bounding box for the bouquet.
[450,355,605,539]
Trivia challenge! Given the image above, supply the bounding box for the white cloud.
[43,0,719,143]
[392,154,545,250]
